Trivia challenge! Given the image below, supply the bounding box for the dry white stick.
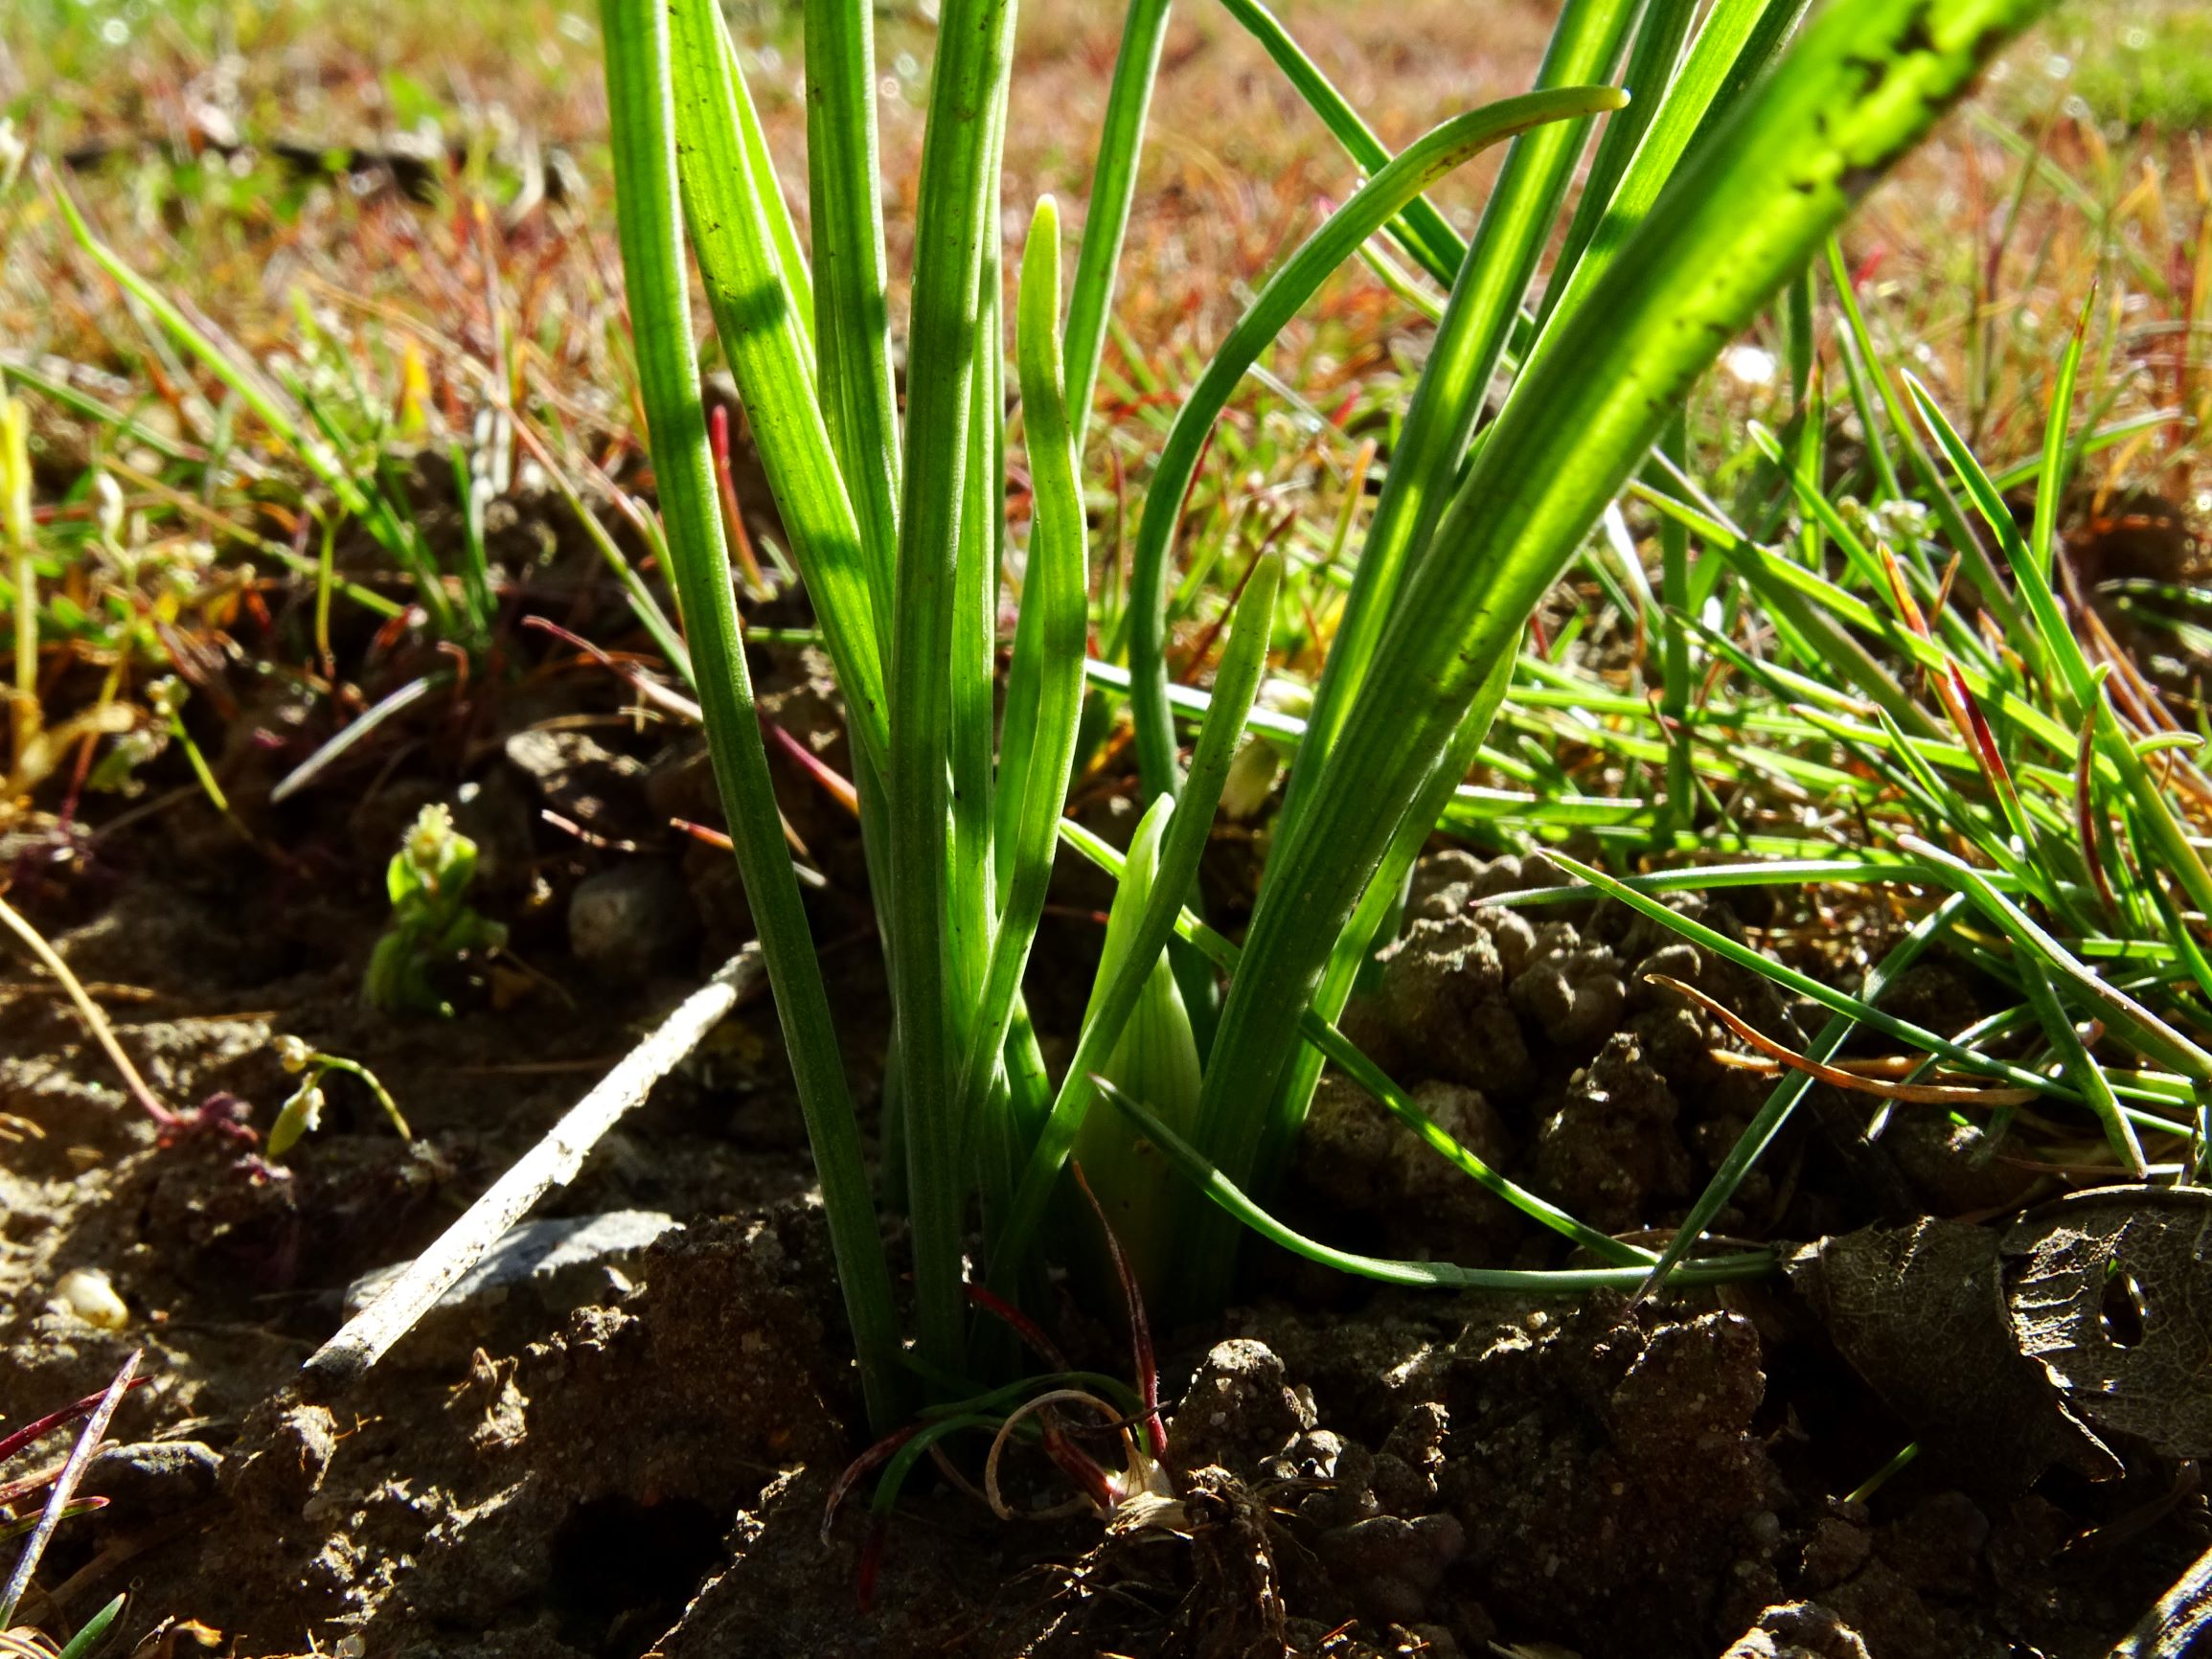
[2112,1538,2212,1659]
[301,946,764,1392]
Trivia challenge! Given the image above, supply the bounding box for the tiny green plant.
[268,1035,412,1157]
[598,0,2055,1435]
[364,804,505,1018]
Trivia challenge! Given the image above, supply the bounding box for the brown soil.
[3,625,2207,1659]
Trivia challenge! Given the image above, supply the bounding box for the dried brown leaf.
[2003,1185,2212,1461]
[1790,1218,2119,1495]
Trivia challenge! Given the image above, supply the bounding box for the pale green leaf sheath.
[1073,800,1206,1305]
[990,554,1282,1286]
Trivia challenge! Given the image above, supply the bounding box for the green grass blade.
[602,0,901,1430]
[48,175,363,515]
[1062,0,1174,435]
[51,171,467,639]
[1821,239,1909,503]
[1825,270,2018,621]
[528,434,693,676]
[2016,948,2148,1176]
[2097,702,2212,921]
[54,1593,125,1659]
[446,443,498,635]
[1549,852,2114,1107]
[1703,525,2002,744]
[1656,412,1694,837]
[1311,984,1647,1266]
[1899,834,2212,1082]
[1094,1079,1773,1292]
[1213,0,1467,284]
[1902,370,2091,713]
[1125,85,1627,798]
[1898,372,2212,918]
[1635,893,1967,1297]
[1073,802,1205,1299]
[0,357,201,466]
[2031,296,2092,582]
[1988,411,2170,491]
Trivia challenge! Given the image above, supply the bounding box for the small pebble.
[54,1266,129,1329]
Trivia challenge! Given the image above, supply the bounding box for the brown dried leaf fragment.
[1789,1218,2120,1495]
[2003,1185,2212,1461]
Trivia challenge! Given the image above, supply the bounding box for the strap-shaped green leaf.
[1125,85,1627,798]
[1292,0,1636,812]
[804,0,902,625]
[1063,0,1175,434]
[1215,0,1469,285]
[889,0,1022,1375]
[1530,0,1782,333]
[601,0,901,1429]
[665,0,891,775]
[1095,1079,1772,1292]
[1261,0,1636,1157]
[954,200,1090,1165]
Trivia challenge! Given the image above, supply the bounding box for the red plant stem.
[964,1283,1069,1372]
[1071,1162,1167,1463]
[0,1376,152,1466]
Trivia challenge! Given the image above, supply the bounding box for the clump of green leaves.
[600,0,2054,1432]
[364,804,504,1017]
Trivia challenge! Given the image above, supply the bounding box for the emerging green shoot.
[363,805,506,1019]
